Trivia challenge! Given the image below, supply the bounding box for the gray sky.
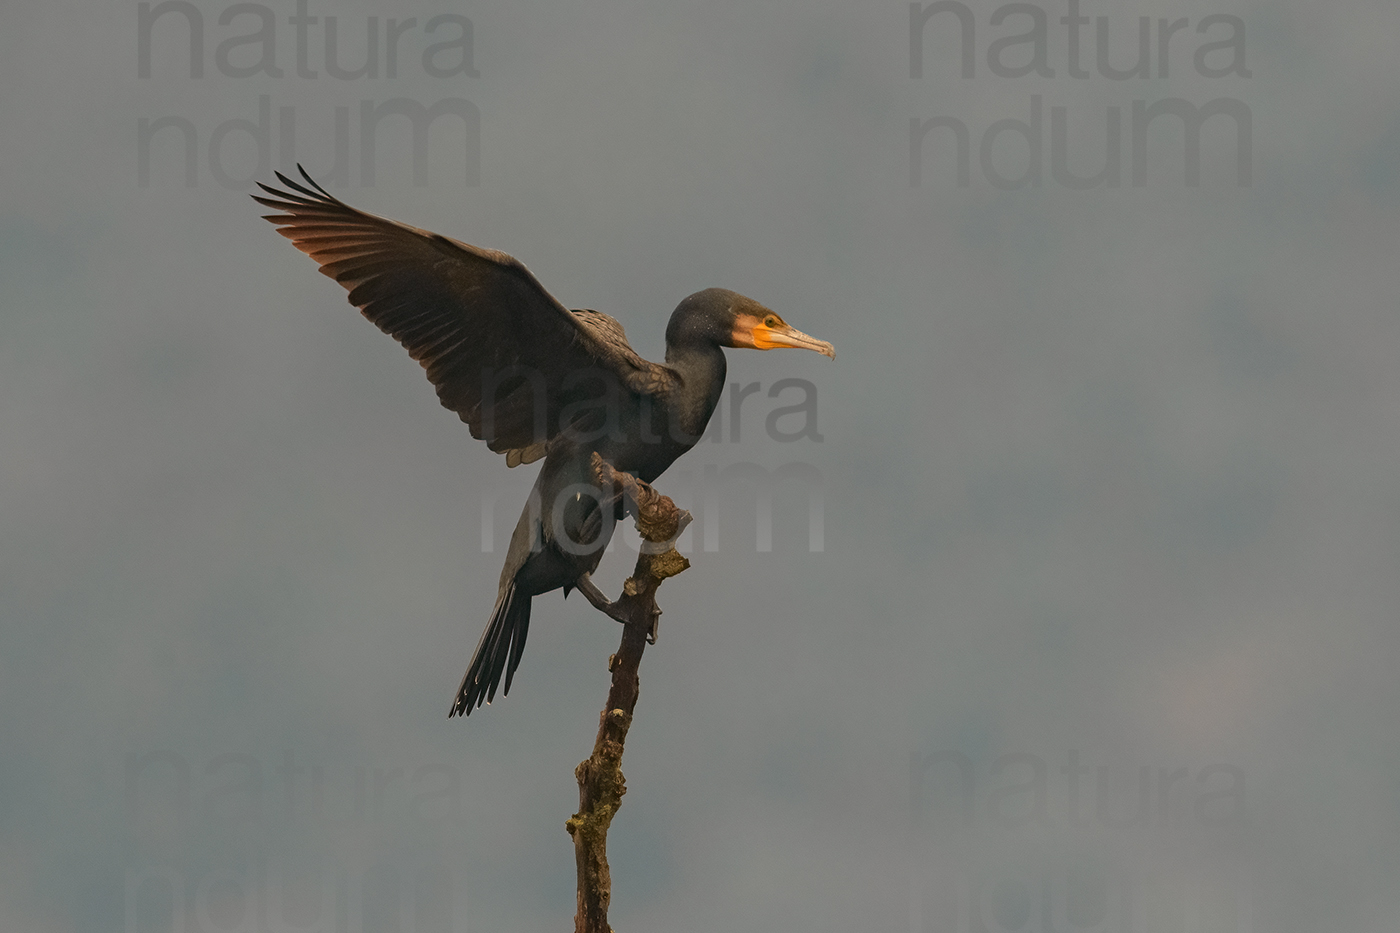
[4,1,1399,930]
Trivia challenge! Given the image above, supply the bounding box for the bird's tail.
[449,582,532,717]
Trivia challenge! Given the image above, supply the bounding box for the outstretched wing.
[254,168,674,465]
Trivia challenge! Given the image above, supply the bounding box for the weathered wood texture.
[566,455,692,933]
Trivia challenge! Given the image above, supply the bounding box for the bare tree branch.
[566,454,692,933]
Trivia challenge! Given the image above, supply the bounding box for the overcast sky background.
[3,1,1399,930]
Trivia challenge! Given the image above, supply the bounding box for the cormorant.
[253,169,834,717]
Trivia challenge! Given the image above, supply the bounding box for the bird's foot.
[576,573,661,643]
[576,573,630,625]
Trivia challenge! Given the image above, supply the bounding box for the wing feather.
[255,168,675,461]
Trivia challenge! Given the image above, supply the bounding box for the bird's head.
[668,288,835,360]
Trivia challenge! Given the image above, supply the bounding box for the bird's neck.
[664,341,727,439]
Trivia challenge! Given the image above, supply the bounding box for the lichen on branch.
[568,455,692,933]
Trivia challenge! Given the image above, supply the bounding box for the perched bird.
[254,168,834,717]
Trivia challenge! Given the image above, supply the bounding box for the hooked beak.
[751,321,836,360]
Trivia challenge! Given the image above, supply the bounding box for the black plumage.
[254,168,834,716]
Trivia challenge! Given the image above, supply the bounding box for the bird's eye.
[764,316,779,328]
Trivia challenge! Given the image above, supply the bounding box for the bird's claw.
[577,573,660,643]
[576,573,629,625]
